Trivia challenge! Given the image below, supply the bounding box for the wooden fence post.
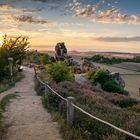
[67,97,75,125]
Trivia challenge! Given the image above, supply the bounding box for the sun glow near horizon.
[0,35,4,46]
[0,0,140,53]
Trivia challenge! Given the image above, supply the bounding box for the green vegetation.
[0,35,29,81]
[46,61,74,82]
[0,93,18,139]
[0,72,24,93]
[42,96,84,140]
[127,104,140,113]
[35,53,140,140]
[25,51,51,65]
[86,55,140,65]
[35,79,140,140]
[86,69,123,93]
[86,55,124,65]
[133,56,140,62]
[0,94,18,111]
[102,80,123,93]
[33,46,139,140]
[40,53,50,65]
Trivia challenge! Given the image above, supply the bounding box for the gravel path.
[1,67,63,140]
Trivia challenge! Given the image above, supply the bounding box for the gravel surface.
[1,67,63,140]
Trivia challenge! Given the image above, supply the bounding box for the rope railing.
[46,84,68,102]
[35,74,140,140]
[36,75,45,85]
[72,103,140,140]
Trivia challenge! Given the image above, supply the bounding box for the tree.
[46,61,74,82]
[40,54,50,65]
[0,35,29,81]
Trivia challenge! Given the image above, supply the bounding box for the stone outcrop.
[55,42,68,61]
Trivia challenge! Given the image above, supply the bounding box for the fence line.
[36,75,45,85]
[72,103,140,140]
[46,84,68,102]
[35,75,140,140]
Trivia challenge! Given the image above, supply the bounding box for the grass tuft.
[0,73,24,93]
[0,93,19,112]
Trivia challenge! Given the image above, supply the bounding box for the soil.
[0,67,63,140]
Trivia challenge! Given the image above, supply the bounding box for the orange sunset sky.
[0,0,140,53]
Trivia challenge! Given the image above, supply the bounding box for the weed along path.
[0,67,63,140]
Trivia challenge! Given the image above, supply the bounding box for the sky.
[0,0,140,53]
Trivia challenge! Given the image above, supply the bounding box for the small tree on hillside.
[46,61,74,82]
[40,54,50,65]
[0,35,29,81]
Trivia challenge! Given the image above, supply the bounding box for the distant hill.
[39,50,140,59]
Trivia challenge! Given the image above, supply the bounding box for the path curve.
[1,67,63,140]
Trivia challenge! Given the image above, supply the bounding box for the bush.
[86,69,109,85]
[38,81,140,140]
[128,104,140,113]
[46,61,74,82]
[0,35,29,81]
[93,70,110,85]
[40,54,50,65]
[102,80,123,93]
[86,69,125,94]
[86,69,96,80]
[108,95,138,108]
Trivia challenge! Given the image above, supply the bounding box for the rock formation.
[55,42,68,61]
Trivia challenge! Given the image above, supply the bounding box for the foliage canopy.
[0,35,29,81]
[46,61,74,82]
[87,69,123,93]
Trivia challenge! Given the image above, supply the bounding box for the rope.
[36,76,67,102]
[36,75,140,140]
[36,76,45,85]
[72,103,140,140]
[46,84,67,102]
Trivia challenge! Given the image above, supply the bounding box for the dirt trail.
[0,67,63,140]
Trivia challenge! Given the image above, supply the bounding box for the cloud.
[32,0,64,3]
[21,7,44,13]
[12,15,49,25]
[32,0,48,2]
[0,4,15,9]
[0,3,43,13]
[93,36,140,42]
[69,0,140,24]
[0,3,47,26]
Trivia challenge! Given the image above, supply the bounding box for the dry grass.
[113,62,140,72]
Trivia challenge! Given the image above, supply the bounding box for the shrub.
[93,70,110,85]
[86,69,125,94]
[102,80,123,93]
[40,54,50,65]
[86,69,96,80]
[39,81,140,140]
[127,103,140,113]
[46,61,74,82]
[108,95,138,108]
[87,69,109,85]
